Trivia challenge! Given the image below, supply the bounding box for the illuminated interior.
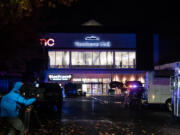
[73,77,110,95]
[48,51,69,68]
[48,50,136,68]
[112,74,145,84]
[81,84,109,95]
[115,51,136,68]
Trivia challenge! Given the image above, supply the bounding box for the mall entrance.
[72,75,111,96]
[82,83,109,95]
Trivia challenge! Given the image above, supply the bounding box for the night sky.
[51,0,180,65]
[0,0,180,70]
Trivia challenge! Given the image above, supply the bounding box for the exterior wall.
[45,69,147,95]
[40,33,136,49]
[45,69,146,82]
[41,32,152,95]
[39,32,155,70]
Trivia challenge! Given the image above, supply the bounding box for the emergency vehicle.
[145,71,174,111]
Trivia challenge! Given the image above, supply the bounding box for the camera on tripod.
[20,83,45,101]
[20,83,63,103]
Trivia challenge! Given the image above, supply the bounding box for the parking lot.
[0,95,180,135]
[59,95,180,135]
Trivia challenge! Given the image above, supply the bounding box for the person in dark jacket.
[0,82,36,135]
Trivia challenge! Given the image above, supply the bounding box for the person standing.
[0,82,37,135]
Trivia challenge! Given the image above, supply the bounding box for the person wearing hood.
[0,81,37,135]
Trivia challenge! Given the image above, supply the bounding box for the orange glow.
[138,76,145,84]
[115,75,120,82]
[130,75,135,81]
[122,77,126,83]
[113,75,120,82]
[112,76,116,81]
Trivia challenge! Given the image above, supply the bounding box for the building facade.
[41,33,147,95]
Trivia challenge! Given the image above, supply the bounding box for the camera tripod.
[24,105,41,135]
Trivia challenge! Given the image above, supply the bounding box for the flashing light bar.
[128,84,138,88]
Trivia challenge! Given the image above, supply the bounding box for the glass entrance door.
[82,84,91,95]
[92,84,102,95]
[103,84,109,95]
[82,83,103,95]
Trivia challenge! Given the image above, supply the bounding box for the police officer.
[0,82,37,135]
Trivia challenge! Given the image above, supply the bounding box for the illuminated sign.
[40,38,55,47]
[85,36,100,41]
[74,35,111,48]
[48,74,72,81]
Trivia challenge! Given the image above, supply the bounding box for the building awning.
[46,69,146,75]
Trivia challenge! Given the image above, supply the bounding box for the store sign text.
[48,74,72,81]
[74,35,111,48]
[40,38,55,47]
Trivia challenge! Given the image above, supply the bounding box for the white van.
[145,71,173,111]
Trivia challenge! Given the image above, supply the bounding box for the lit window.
[72,52,79,65]
[107,51,113,65]
[100,52,106,65]
[99,78,103,82]
[48,51,55,68]
[122,52,129,68]
[62,51,70,66]
[82,78,91,83]
[103,78,111,83]
[115,51,136,69]
[129,52,136,68]
[84,52,92,65]
[72,52,86,65]
[55,51,69,68]
[91,78,98,82]
[78,52,85,65]
[56,51,62,67]
[115,52,122,68]
[93,52,100,65]
[49,50,136,69]
[48,51,69,68]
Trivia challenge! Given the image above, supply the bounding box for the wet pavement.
[0,95,180,135]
